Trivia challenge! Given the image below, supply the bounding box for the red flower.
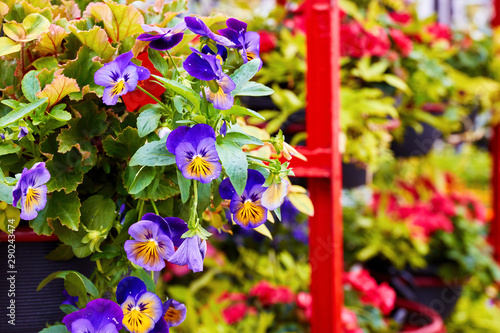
[222,303,248,324]
[389,11,412,25]
[249,281,295,306]
[341,308,363,333]
[218,292,247,303]
[365,27,391,57]
[340,22,367,58]
[425,22,452,42]
[258,30,277,53]
[359,282,396,315]
[389,28,413,57]
[430,194,456,217]
[122,52,166,111]
[296,292,312,320]
[344,268,378,294]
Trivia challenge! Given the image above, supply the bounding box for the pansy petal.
[137,33,164,42]
[63,299,123,332]
[202,45,228,61]
[98,322,121,333]
[205,86,234,110]
[71,318,96,333]
[175,142,220,183]
[141,24,167,35]
[150,318,169,333]
[232,199,267,229]
[226,18,247,34]
[186,124,217,147]
[219,177,236,200]
[183,53,217,81]
[261,179,290,210]
[163,299,187,327]
[218,28,240,46]
[246,169,266,189]
[136,292,164,321]
[196,138,219,162]
[184,16,211,36]
[134,64,151,81]
[102,87,120,105]
[168,236,204,273]
[150,33,184,51]
[114,51,134,72]
[122,65,140,92]
[171,21,187,34]
[163,217,189,248]
[125,239,169,271]
[128,221,160,241]
[166,126,189,154]
[94,61,122,87]
[28,162,51,188]
[122,292,163,333]
[20,185,47,220]
[116,277,147,305]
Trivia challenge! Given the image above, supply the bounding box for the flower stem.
[247,154,274,163]
[150,200,159,215]
[96,260,104,274]
[151,270,155,281]
[136,85,168,110]
[166,50,179,73]
[137,200,145,220]
[188,181,199,229]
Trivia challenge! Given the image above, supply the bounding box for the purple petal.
[150,318,169,333]
[94,61,122,87]
[163,299,187,327]
[226,18,247,34]
[102,87,120,105]
[171,21,187,34]
[186,124,217,147]
[168,236,205,273]
[63,299,123,332]
[150,33,184,51]
[141,24,168,35]
[163,217,189,248]
[175,141,221,183]
[220,120,227,136]
[18,126,28,139]
[29,162,51,188]
[219,177,236,200]
[128,220,161,241]
[20,184,47,220]
[184,16,211,36]
[122,65,139,92]
[205,87,234,110]
[218,28,241,46]
[113,51,134,72]
[230,197,267,229]
[137,33,165,42]
[124,239,167,271]
[166,126,189,154]
[183,53,217,81]
[202,44,228,61]
[116,277,147,304]
[246,169,266,189]
[71,318,96,333]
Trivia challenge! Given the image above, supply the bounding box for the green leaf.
[0,97,47,127]
[132,172,180,201]
[40,326,70,333]
[131,267,156,292]
[22,13,51,42]
[45,146,85,193]
[49,104,72,121]
[124,166,156,195]
[148,48,169,78]
[47,190,81,230]
[21,70,41,102]
[62,46,103,100]
[0,141,21,156]
[60,304,79,315]
[383,74,411,94]
[137,106,162,138]
[37,270,98,297]
[45,244,75,261]
[0,37,21,57]
[222,105,265,120]
[223,132,263,146]
[30,203,53,236]
[113,208,137,245]
[215,140,248,195]
[32,57,59,71]
[64,271,87,297]
[80,195,116,231]
[129,138,175,167]
[176,169,191,204]
[103,127,146,160]
[153,75,201,110]
[235,81,274,97]
[230,59,262,96]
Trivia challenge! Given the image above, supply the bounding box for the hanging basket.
[395,299,446,333]
[342,161,367,189]
[0,226,95,332]
[391,122,441,157]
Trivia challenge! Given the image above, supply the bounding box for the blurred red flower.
[389,11,412,25]
[389,28,413,57]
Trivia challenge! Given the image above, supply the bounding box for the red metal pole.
[305,0,343,331]
[491,0,500,262]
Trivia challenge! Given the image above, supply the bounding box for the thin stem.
[188,181,199,229]
[20,43,25,78]
[137,200,145,220]
[136,86,167,109]
[150,200,159,215]
[248,155,274,163]
[166,50,179,73]
[96,260,104,274]
[151,270,155,281]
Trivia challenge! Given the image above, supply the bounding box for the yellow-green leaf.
[69,26,116,61]
[0,37,21,56]
[90,2,144,43]
[3,22,25,42]
[36,74,79,109]
[33,24,68,55]
[288,193,314,216]
[254,224,273,240]
[22,13,51,42]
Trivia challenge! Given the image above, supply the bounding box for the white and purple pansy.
[62,298,123,333]
[12,162,50,220]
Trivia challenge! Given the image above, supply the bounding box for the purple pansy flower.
[124,216,176,272]
[220,120,227,136]
[163,299,187,327]
[117,277,163,333]
[166,124,222,183]
[218,18,261,66]
[137,22,186,51]
[202,44,228,61]
[168,234,207,273]
[183,48,235,110]
[184,16,235,47]
[12,162,50,220]
[94,51,150,105]
[18,126,28,139]
[219,169,268,229]
[62,299,123,333]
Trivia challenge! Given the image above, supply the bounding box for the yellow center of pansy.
[111,79,126,96]
[187,156,212,177]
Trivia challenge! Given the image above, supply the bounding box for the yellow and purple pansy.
[137,21,186,51]
[12,162,50,220]
[94,51,150,105]
[163,299,187,327]
[166,124,222,184]
[124,214,176,272]
[117,277,164,333]
[219,169,268,229]
[183,48,236,110]
[62,298,123,333]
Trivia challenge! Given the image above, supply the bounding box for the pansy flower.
[219,169,268,229]
[183,48,236,110]
[62,298,123,333]
[137,22,186,51]
[166,124,221,183]
[218,18,261,66]
[184,16,235,47]
[261,177,290,211]
[168,234,207,273]
[122,52,166,111]
[12,162,50,220]
[117,277,163,333]
[163,299,187,327]
[124,214,176,271]
[202,44,228,61]
[18,126,28,139]
[94,51,150,105]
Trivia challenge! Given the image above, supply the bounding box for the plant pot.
[391,122,441,157]
[394,299,446,333]
[0,226,95,332]
[342,162,367,189]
